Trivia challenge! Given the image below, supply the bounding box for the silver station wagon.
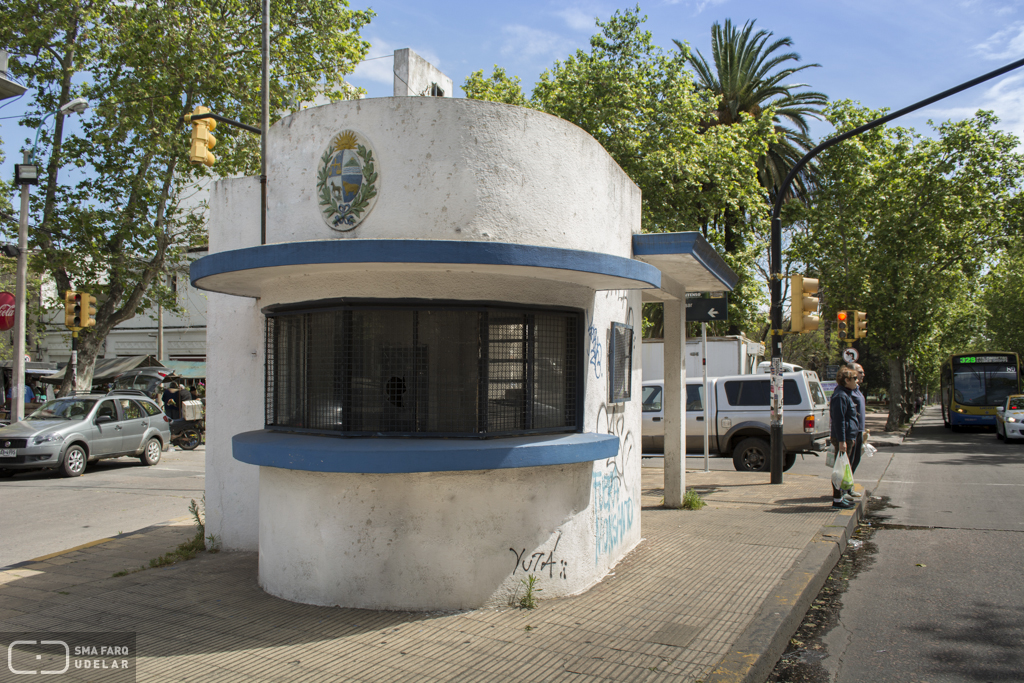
[0,390,171,478]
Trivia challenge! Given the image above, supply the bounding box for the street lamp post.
[767,57,1024,483]
[9,97,89,421]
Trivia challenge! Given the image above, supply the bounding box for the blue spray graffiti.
[588,321,602,379]
[593,470,634,563]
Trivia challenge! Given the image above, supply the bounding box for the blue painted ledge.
[190,239,661,298]
[232,431,620,473]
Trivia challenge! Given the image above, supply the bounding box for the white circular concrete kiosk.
[192,97,660,610]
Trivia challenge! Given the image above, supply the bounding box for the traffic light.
[854,310,867,339]
[82,293,97,328]
[790,275,820,333]
[185,106,217,166]
[836,310,849,341]
[64,290,80,328]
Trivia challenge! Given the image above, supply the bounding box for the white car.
[641,371,830,471]
[995,394,1024,442]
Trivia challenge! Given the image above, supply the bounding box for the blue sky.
[3,0,1024,164]
[344,0,1024,144]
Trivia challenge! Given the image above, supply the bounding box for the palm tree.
[675,19,827,202]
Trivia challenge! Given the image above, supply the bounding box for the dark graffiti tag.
[510,532,568,580]
[588,320,603,379]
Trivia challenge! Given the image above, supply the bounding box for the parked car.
[995,394,1024,442]
[111,367,176,400]
[0,390,171,478]
[642,371,830,471]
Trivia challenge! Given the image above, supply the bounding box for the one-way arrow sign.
[686,293,729,322]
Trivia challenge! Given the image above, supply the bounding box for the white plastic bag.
[831,452,854,491]
[864,442,877,458]
[825,444,836,467]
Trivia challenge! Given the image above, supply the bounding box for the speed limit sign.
[843,348,859,362]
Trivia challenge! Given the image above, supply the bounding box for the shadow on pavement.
[910,601,1024,681]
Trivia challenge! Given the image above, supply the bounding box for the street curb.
[0,515,193,572]
[703,493,864,683]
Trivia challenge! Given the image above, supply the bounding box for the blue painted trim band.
[232,431,620,473]
[950,413,995,426]
[632,232,739,291]
[190,240,660,291]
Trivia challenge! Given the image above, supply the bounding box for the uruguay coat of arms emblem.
[317,130,379,231]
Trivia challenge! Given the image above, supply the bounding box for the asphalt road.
[0,445,206,567]
[820,407,1024,682]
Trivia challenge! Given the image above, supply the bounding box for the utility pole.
[262,0,269,245]
[12,151,31,421]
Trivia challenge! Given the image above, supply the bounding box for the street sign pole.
[702,321,710,472]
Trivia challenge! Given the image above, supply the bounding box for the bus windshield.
[953,363,1019,407]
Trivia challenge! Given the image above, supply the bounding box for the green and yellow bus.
[940,353,1021,429]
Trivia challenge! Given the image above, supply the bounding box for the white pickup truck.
[641,371,830,471]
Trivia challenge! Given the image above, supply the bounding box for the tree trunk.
[885,356,906,431]
[57,331,102,396]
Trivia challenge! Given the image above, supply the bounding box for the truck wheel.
[784,452,797,471]
[732,437,770,472]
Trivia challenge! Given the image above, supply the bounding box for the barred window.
[265,302,581,437]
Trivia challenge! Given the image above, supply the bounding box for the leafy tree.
[981,245,1024,359]
[791,102,1024,428]
[461,67,528,106]
[677,19,826,337]
[464,8,776,338]
[679,18,827,202]
[0,0,373,392]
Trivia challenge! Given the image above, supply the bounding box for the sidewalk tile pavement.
[0,466,868,682]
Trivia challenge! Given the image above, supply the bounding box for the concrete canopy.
[632,232,738,299]
[191,239,662,299]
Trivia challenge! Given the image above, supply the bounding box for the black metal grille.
[265,303,580,437]
[609,322,633,403]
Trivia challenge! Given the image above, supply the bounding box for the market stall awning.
[161,361,207,379]
[0,361,60,376]
[39,355,166,385]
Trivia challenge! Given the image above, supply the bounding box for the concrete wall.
[266,97,639,260]
[204,177,263,551]
[393,48,454,98]
[205,96,644,608]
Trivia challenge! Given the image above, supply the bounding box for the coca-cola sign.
[0,292,14,331]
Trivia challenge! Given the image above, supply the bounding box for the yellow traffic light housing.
[836,310,849,341]
[854,310,867,339]
[185,106,217,166]
[64,290,79,328]
[790,275,820,333]
[82,293,97,328]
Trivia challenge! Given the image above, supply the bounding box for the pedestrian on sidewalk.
[830,366,860,509]
[846,362,867,499]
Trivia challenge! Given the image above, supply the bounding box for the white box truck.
[641,336,763,381]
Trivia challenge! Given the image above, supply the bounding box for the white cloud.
[974,21,1024,60]
[349,38,445,86]
[350,36,398,84]
[666,0,728,11]
[555,7,599,31]
[923,72,1024,148]
[500,25,575,59]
